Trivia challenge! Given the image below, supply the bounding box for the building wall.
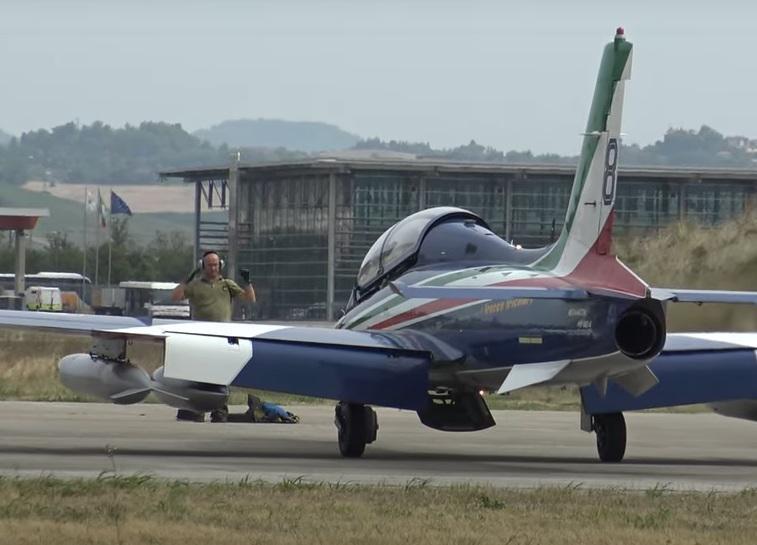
[231,166,755,320]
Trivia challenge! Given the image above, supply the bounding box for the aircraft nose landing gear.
[593,412,627,463]
[334,402,378,458]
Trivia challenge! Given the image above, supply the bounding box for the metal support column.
[505,178,514,241]
[193,179,202,263]
[326,173,337,321]
[418,176,426,210]
[14,229,26,295]
[227,159,239,281]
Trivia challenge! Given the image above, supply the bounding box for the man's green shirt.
[184,277,243,322]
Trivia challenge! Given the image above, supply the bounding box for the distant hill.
[0,129,12,146]
[0,121,225,185]
[194,119,361,152]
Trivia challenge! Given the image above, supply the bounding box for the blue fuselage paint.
[231,340,431,410]
[341,264,638,372]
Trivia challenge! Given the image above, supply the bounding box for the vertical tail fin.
[537,28,632,272]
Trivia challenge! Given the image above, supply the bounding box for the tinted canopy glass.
[356,207,487,289]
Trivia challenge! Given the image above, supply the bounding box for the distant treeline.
[0,121,755,186]
[357,125,757,168]
[0,218,192,284]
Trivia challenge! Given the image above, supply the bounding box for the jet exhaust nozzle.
[58,353,152,404]
[614,303,666,360]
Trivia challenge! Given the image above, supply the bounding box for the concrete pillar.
[227,161,239,282]
[14,229,26,295]
[193,179,202,264]
[326,173,337,321]
[505,178,514,241]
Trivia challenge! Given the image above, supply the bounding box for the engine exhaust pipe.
[614,302,666,360]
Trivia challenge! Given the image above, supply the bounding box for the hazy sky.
[1,0,755,154]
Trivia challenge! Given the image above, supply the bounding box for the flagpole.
[82,185,88,300]
[95,189,100,287]
[95,228,99,287]
[108,188,112,285]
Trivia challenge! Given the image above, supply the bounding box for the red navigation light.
[616,27,625,36]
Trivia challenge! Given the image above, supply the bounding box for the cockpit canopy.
[356,207,491,292]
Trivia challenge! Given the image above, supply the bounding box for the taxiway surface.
[2,402,756,490]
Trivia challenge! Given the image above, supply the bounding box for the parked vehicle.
[24,286,63,312]
[92,281,189,319]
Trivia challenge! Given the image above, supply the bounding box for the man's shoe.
[210,409,228,423]
[176,409,204,422]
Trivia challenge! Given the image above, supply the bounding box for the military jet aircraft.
[2,28,756,463]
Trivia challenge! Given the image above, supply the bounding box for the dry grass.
[0,475,755,545]
[616,210,757,331]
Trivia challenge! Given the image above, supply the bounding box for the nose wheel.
[334,402,378,458]
[594,412,626,463]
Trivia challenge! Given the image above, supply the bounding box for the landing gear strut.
[593,412,626,463]
[334,402,378,458]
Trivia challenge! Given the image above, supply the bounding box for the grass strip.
[0,475,755,545]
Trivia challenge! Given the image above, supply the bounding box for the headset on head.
[198,250,225,270]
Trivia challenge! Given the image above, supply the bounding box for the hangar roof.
[160,158,757,183]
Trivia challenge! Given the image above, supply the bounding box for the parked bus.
[0,272,92,302]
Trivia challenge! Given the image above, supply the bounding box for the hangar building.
[161,158,757,321]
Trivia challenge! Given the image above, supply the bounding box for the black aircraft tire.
[594,412,627,463]
[336,403,368,458]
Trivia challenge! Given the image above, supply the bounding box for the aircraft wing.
[0,310,433,411]
[389,281,589,300]
[581,332,757,414]
[0,309,155,335]
[652,288,757,305]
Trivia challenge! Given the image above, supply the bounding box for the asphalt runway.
[2,401,757,491]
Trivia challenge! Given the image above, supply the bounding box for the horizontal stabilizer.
[390,281,589,301]
[652,288,757,305]
[497,360,570,394]
[582,340,757,414]
[664,332,757,352]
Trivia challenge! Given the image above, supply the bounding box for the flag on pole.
[85,188,97,212]
[97,188,108,229]
[110,190,133,215]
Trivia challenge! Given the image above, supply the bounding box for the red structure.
[0,208,50,297]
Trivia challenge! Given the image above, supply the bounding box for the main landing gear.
[334,402,378,458]
[593,412,627,463]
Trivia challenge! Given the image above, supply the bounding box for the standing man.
[171,250,256,422]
